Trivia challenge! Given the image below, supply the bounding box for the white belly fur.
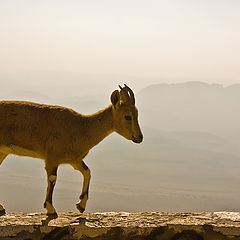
[0,145,43,159]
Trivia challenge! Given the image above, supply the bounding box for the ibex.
[0,85,143,218]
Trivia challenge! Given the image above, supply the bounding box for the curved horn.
[119,86,129,103]
[124,84,135,105]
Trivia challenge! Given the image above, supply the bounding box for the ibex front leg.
[44,163,58,219]
[71,161,91,213]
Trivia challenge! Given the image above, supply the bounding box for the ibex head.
[111,84,143,144]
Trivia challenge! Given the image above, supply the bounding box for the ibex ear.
[111,90,120,108]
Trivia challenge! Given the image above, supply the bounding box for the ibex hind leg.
[0,152,8,216]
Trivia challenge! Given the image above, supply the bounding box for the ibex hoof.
[46,212,58,219]
[41,212,58,226]
[76,203,85,213]
[0,209,5,216]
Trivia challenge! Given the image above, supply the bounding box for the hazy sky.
[1,0,240,86]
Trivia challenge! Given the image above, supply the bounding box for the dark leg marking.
[80,184,90,199]
[86,184,89,197]
[43,179,56,208]
[45,168,57,205]
[46,180,56,204]
[79,193,85,200]
[82,161,88,170]
[79,162,90,200]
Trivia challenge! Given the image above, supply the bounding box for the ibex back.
[0,85,143,218]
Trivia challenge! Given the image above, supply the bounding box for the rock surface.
[1,212,240,239]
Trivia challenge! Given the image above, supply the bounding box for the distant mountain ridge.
[137,81,240,141]
[138,81,240,100]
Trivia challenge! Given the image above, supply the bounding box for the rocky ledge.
[1,212,240,239]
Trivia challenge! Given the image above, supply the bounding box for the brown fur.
[0,86,143,216]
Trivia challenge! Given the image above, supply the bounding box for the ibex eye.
[125,115,132,120]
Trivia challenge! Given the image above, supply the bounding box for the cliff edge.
[1,212,240,239]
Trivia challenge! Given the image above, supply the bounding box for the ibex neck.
[83,105,114,149]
